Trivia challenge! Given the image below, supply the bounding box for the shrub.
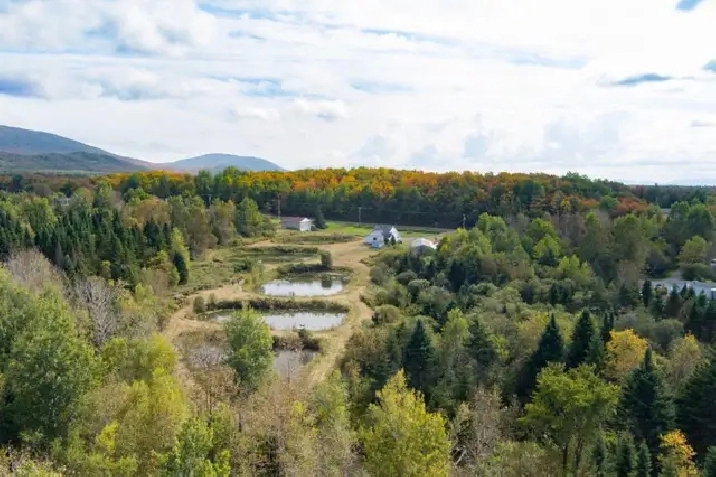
[192,295,206,314]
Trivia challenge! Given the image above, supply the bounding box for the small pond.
[274,350,318,379]
[261,276,345,297]
[211,311,346,331]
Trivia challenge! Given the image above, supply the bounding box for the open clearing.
[163,235,378,386]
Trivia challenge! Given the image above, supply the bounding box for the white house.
[280,217,313,231]
[363,225,401,245]
[410,237,437,255]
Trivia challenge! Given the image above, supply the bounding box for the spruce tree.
[566,310,597,369]
[515,314,564,402]
[466,315,498,384]
[703,446,716,477]
[592,432,613,477]
[314,206,326,229]
[642,280,652,308]
[635,441,651,477]
[173,252,189,285]
[615,433,635,477]
[619,348,675,466]
[403,320,436,400]
[676,355,716,458]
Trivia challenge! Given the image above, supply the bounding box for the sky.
[0,0,715,183]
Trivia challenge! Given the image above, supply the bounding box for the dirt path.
[162,238,376,386]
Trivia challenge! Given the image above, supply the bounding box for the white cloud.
[0,0,715,181]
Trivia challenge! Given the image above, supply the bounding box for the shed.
[280,217,313,232]
[410,237,437,255]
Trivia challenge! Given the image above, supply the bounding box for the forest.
[0,166,715,475]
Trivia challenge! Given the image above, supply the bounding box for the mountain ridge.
[0,125,284,174]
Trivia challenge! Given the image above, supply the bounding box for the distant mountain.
[0,125,112,156]
[0,125,150,173]
[0,125,284,174]
[0,151,149,174]
[166,153,285,173]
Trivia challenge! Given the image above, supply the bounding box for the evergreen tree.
[642,280,652,308]
[703,446,716,477]
[403,320,436,399]
[466,315,498,385]
[566,310,598,369]
[635,441,651,477]
[173,252,189,285]
[601,312,615,345]
[616,433,635,477]
[592,432,613,477]
[619,348,675,467]
[676,355,716,458]
[314,206,326,229]
[515,314,564,402]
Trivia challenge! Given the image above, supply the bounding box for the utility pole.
[277,199,281,222]
[358,206,362,227]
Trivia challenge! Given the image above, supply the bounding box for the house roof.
[281,217,311,222]
[411,238,436,248]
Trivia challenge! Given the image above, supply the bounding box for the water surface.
[261,276,344,296]
[211,311,345,331]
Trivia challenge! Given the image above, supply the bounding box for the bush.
[192,296,206,314]
[321,251,333,269]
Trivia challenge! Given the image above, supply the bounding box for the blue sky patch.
[675,0,706,11]
[0,78,37,97]
[612,73,673,87]
[350,80,412,94]
[360,28,456,46]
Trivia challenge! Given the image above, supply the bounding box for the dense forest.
[0,167,715,474]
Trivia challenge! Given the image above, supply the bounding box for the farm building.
[280,217,313,231]
[651,279,716,299]
[410,237,437,255]
[363,225,401,245]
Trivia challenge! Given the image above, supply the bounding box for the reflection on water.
[274,349,318,379]
[261,276,344,296]
[211,311,345,331]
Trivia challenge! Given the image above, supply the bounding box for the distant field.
[271,217,450,239]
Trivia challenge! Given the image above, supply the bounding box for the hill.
[0,151,149,174]
[0,125,151,173]
[166,153,285,173]
[0,125,112,156]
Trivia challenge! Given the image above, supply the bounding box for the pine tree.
[676,355,716,458]
[173,252,189,285]
[635,441,651,477]
[515,314,564,402]
[619,348,675,466]
[566,310,597,369]
[314,206,326,229]
[615,433,635,477]
[703,446,716,477]
[466,315,498,385]
[592,432,613,477]
[642,280,652,308]
[601,312,615,344]
[403,320,436,400]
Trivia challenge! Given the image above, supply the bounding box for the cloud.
[0,0,715,182]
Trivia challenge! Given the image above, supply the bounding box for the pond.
[211,311,346,331]
[274,350,318,379]
[261,276,345,297]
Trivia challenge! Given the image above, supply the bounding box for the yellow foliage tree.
[658,429,698,477]
[604,330,648,382]
[359,370,450,477]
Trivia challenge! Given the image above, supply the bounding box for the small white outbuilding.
[410,237,437,255]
